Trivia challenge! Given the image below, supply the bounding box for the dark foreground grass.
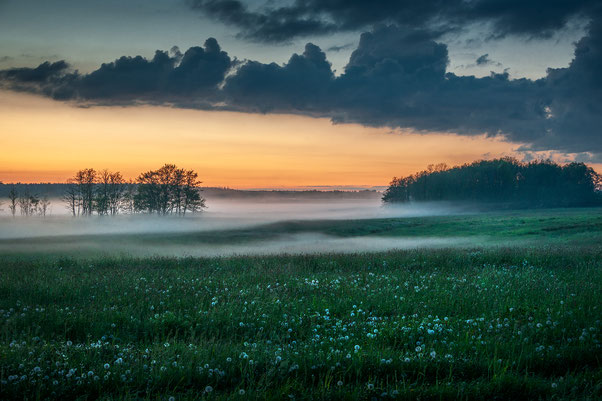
[1,246,601,400]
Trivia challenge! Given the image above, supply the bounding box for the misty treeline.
[0,164,205,217]
[63,164,205,216]
[1,186,51,217]
[383,158,602,207]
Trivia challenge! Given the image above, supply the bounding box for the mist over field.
[0,192,472,237]
[0,195,480,257]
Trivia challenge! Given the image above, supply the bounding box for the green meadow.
[1,208,601,400]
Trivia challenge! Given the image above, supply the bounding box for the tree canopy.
[382,158,602,208]
[134,164,205,215]
[61,164,205,216]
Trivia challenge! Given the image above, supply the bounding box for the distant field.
[0,208,601,400]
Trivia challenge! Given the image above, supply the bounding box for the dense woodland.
[383,158,602,207]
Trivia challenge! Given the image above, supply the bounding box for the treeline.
[63,164,205,216]
[382,158,602,207]
[1,164,205,217]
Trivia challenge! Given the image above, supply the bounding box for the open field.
[1,208,601,400]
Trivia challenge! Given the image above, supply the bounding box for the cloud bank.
[187,0,598,43]
[0,16,601,159]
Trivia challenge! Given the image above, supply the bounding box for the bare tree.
[8,185,18,217]
[63,180,81,217]
[18,191,30,216]
[95,169,127,215]
[73,169,96,216]
[18,191,39,216]
[63,168,129,216]
[95,169,111,216]
[39,196,51,217]
[107,171,126,215]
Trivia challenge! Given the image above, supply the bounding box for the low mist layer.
[0,196,486,257]
[0,198,471,240]
[2,202,600,258]
[0,232,474,258]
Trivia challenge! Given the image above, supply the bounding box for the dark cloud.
[1,60,69,83]
[464,0,597,39]
[476,54,491,66]
[188,0,598,43]
[0,23,600,158]
[474,53,502,67]
[218,26,545,147]
[224,43,334,113]
[329,27,546,144]
[531,16,602,155]
[0,39,233,106]
[187,0,338,43]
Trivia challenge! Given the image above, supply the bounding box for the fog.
[0,197,470,238]
[0,196,477,256]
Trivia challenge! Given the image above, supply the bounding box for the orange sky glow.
[1,91,597,189]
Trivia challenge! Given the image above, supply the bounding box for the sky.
[0,0,600,188]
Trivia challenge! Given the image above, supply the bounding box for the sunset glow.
[1,91,537,188]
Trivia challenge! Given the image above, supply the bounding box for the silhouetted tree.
[39,196,51,217]
[62,180,81,217]
[60,165,204,216]
[121,179,137,214]
[67,169,96,216]
[63,169,128,216]
[134,164,205,215]
[107,171,127,215]
[95,169,111,216]
[18,191,39,216]
[8,185,18,217]
[182,169,205,214]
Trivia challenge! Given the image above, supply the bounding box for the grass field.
[1,208,601,400]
